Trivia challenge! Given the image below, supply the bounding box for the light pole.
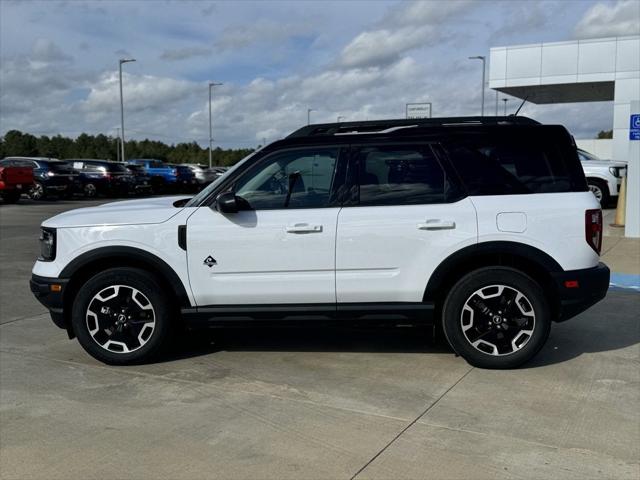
[118,58,136,163]
[115,128,121,163]
[502,98,509,115]
[307,108,314,125]
[208,82,223,168]
[468,56,486,116]
[495,90,499,116]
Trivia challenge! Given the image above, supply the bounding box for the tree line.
[0,130,255,167]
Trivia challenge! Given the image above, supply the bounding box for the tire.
[1,191,21,203]
[71,268,174,365]
[442,267,551,369]
[84,182,97,198]
[587,179,609,205]
[29,181,46,200]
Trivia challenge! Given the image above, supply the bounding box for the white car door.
[186,146,345,306]
[336,143,478,303]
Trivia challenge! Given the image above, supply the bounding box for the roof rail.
[287,116,539,138]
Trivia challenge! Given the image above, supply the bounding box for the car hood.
[580,160,627,167]
[43,196,192,228]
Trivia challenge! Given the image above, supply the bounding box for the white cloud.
[574,0,640,39]
[337,0,472,69]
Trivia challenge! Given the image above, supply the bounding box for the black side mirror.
[215,191,238,213]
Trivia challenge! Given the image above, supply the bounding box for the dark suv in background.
[1,157,76,200]
[67,159,135,197]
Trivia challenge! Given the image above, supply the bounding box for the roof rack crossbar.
[334,125,418,136]
[287,116,539,138]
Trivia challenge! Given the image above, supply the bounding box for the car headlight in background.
[46,171,55,177]
[609,166,626,178]
[39,227,56,261]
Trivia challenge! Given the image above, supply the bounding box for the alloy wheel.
[29,182,44,200]
[460,284,535,356]
[589,184,603,202]
[86,285,156,354]
[84,183,97,198]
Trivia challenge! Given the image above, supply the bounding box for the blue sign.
[631,114,640,140]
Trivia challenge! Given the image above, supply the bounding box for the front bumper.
[30,274,69,330]
[552,262,610,322]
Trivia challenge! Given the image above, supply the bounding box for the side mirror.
[215,191,238,213]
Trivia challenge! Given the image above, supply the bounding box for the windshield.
[577,149,600,161]
[184,150,259,207]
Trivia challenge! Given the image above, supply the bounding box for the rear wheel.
[442,267,551,369]
[71,268,173,365]
[587,179,609,205]
[28,181,46,200]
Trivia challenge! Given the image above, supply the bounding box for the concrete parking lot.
[1,199,638,479]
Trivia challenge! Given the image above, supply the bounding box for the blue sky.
[1,0,639,147]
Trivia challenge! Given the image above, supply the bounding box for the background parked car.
[578,148,627,205]
[127,159,177,194]
[182,163,218,187]
[68,159,135,197]
[167,164,198,192]
[125,164,153,195]
[1,157,76,200]
[0,159,34,203]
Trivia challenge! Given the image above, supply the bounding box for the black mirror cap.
[215,191,238,213]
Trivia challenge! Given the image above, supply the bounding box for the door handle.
[417,219,456,230]
[285,223,323,233]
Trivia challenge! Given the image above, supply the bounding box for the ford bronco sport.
[30,117,610,369]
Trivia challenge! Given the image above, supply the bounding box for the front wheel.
[442,267,551,369]
[71,268,173,365]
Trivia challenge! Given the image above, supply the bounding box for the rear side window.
[351,144,450,206]
[445,135,577,195]
[107,163,128,173]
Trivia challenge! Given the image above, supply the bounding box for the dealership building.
[489,35,640,238]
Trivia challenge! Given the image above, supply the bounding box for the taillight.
[585,209,603,254]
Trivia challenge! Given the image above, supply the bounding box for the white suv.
[30,117,610,369]
[578,148,627,205]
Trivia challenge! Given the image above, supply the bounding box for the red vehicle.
[0,161,34,204]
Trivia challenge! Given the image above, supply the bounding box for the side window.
[353,145,447,206]
[234,148,339,210]
[446,138,572,195]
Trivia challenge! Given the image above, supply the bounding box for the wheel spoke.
[85,284,155,354]
[460,284,536,356]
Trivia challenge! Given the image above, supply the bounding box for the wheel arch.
[60,246,191,335]
[424,241,563,319]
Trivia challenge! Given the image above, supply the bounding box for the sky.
[1,0,639,148]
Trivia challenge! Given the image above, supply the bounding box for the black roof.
[287,116,540,138]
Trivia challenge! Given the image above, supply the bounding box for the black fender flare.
[60,246,191,306]
[423,241,563,302]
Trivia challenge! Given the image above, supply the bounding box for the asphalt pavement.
[0,198,638,479]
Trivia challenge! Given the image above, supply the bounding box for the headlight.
[46,171,55,177]
[39,227,56,261]
[609,166,626,178]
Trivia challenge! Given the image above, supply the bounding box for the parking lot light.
[208,82,223,168]
[119,58,136,164]
[468,56,486,116]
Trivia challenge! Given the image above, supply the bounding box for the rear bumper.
[29,274,69,330]
[552,262,610,322]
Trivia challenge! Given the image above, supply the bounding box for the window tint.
[234,148,338,210]
[106,163,128,173]
[446,138,573,195]
[353,145,447,206]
